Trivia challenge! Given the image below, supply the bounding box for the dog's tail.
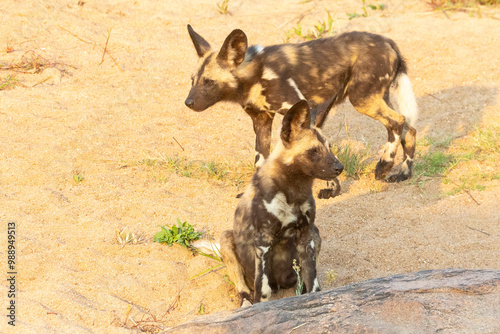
[392,72,418,128]
[190,240,222,259]
[391,48,418,128]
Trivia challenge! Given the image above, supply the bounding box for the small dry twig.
[462,188,481,205]
[99,27,122,70]
[451,181,481,205]
[173,136,185,151]
[427,92,443,102]
[58,25,121,70]
[465,225,490,236]
[288,322,309,333]
[57,25,95,46]
[161,291,181,318]
[0,50,51,73]
[100,28,112,65]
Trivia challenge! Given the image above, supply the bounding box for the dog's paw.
[241,299,253,308]
[386,172,411,183]
[317,178,341,199]
[375,159,395,180]
[239,291,253,308]
[318,188,334,199]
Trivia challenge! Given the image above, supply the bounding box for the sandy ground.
[1,0,499,333]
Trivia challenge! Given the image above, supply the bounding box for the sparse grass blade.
[414,124,499,195]
[137,154,254,186]
[285,11,336,41]
[0,75,19,90]
[116,227,147,247]
[347,0,385,20]
[189,263,225,281]
[189,240,225,280]
[217,0,230,15]
[467,126,500,156]
[73,172,84,183]
[199,161,229,180]
[414,151,455,177]
[332,143,370,179]
[191,241,223,262]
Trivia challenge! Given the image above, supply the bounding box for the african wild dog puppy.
[217,100,343,305]
[185,25,418,198]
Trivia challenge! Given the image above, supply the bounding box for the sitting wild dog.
[185,25,418,198]
[218,100,343,306]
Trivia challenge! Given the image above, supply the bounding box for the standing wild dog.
[218,100,343,305]
[185,25,418,198]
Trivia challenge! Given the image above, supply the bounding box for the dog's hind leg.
[385,73,418,182]
[350,92,406,181]
[220,230,252,307]
[386,123,416,182]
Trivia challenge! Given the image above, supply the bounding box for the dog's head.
[185,25,248,111]
[278,100,343,181]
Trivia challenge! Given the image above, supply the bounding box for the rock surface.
[163,269,500,334]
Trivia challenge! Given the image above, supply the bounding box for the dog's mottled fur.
[218,100,343,305]
[185,26,418,197]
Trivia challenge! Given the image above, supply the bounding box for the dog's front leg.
[253,237,273,303]
[245,107,274,168]
[296,226,321,293]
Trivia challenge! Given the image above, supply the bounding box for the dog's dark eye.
[204,78,215,86]
[308,147,320,157]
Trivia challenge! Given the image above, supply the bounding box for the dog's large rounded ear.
[188,25,212,57]
[217,29,248,68]
[281,100,311,144]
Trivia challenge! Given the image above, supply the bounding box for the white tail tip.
[190,240,222,259]
[393,73,418,128]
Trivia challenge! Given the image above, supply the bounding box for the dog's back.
[240,32,404,109]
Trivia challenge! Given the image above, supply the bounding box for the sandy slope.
[0,0,499,332]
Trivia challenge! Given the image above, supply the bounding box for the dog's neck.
[257,151,314,204]
[232,46,267,104]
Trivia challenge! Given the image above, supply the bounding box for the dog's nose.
[334,162,344,175]
[185,98,194,108]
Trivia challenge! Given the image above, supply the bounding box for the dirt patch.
[1,0,499,333]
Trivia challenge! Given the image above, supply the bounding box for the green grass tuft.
[414,124,500,195]
[414,151,455,177]
[154,219,203,248]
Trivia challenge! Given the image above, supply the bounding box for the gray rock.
[162,269,500,334]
